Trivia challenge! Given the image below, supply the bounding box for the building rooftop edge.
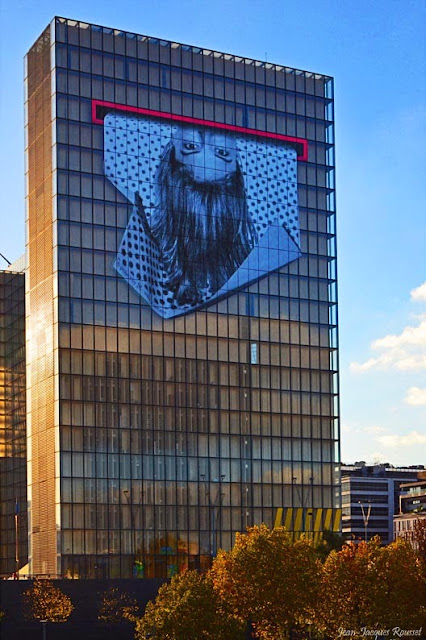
[4,254,26,273]
[341,463,425,471]
[33,16,334,82]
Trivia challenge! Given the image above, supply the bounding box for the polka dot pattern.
[104,113,177,215]
[235,137,299,246]
[105,113,301,318]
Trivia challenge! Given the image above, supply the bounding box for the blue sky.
[1,0,425,466]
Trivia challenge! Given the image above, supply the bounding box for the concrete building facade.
[394,472,426,550]
[341,463,423,544]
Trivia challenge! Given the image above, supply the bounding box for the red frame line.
[92,99,308,162]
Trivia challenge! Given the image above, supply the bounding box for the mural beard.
[150,145,258,306]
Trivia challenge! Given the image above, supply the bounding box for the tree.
[315,528,346,562]
[413,517,426,566]
[211,524,322,639]
[98,586,140,623]
[317,537,426,637]
[23,579,73,623]
[134,569,244,640]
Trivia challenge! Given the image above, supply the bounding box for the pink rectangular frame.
[91,99,308,162]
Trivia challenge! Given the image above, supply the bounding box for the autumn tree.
[134,569,244,640]
[23,579,73,623]
[98,586,140,623]
[317,536,426,637]
[211,524,322,640]
[413,517,426,567]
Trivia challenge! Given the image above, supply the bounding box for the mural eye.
[182,142,200,154]
[216,148,230,158]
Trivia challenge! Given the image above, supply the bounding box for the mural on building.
[103,110,302,317]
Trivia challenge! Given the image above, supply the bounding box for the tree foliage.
[315,528,346,562]
[131,527,426,640]
[413,517,426,566]
[98,586,140,623]
[23,579,73,623]
[316,537,426,636]
[133,569,244,640]
[211,524,322,640]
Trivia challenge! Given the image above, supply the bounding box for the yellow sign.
[274,507,342,543]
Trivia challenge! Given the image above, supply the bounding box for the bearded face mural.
[102,110,302,318]
[150,130,258,305]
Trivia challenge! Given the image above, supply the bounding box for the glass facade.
[26,17,340,578]
[0,269,27,575]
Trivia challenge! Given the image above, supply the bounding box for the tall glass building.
[25,17,340,578]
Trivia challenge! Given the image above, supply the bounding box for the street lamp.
[292,477,314,536]
[124,488,144,577]
[292,476,313,509]
[200,474,225,559]
[15,497,19,579]
[358,500,371,542]
[40,620,47,640]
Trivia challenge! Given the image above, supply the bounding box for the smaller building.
[0,259,27,576]
[341,463,424,544]
[394,471,426,550]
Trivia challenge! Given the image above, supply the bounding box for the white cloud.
[362,425,387,434]
[411,282,426,302]
[404,387,426,406]
[372,320,426,349]
[341,421,425,466]
[376,430,426,448]
[341,423,386,436]
[350,317,426,372]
